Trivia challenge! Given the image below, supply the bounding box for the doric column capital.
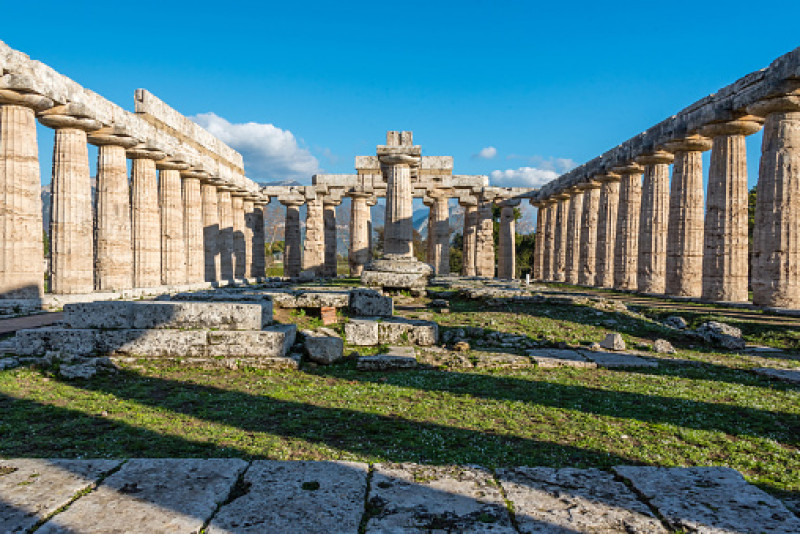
[127,144,167,161]
[458,196,478,207]
[37,103,102,131]
[499,198,521,208]
[180,167,211,181]
[156,154,191,171]
[699,115,764,137]
[661,134,712,153]
[0,74,54,111]
[379,153,421,167]
[596,172,621,183]
[88,126,140,148]
[579,179,603,190]
[612,162,645,175]
[748,86,800,116]
[635,150,674,166]
[553,192,571,201]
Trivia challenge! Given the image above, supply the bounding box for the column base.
[361,257,433,292]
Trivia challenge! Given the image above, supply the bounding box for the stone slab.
[583,350,658,368]
[64,301,265,330]
[361,271,429,290]
[302,330,344,364]
[345,318,380,346]
[472,352,533,368]
[38,458,248,534]
[497,467,667,533]
[206,325,297,358]
[207,461,368,533]
[0,459,121,533]
[365,463,515,532]
[357,346,417,371]
[526,348,597,368]
[349,288,393,317]
[613,466,800,533]
[753,367,800,384]
[377,318,438,346]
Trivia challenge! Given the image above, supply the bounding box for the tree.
[450,232,464,273]
[372,225,426,262]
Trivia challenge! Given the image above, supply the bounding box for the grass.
[0,285,799,510]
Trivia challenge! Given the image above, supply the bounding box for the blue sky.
[3,0,799,190]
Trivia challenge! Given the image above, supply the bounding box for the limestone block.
[98,329,208,357]
[37,459,248,534]
[293,291,351,308]
[64,301,265,330]
[377,318,438,346]
[302,330,344,364]
[583,351,657,368]
[64,301,135,329]
[526,348,596,368]
[357,346,417,370]
[207,325,297,358]
[15,328,97,356]
[599,333,626,351]
[345,318,380,346]
[361,271,428,290]
[206,461,368,534]
[691,321,745,350]
[349,288,393,316]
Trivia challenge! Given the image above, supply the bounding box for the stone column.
[475,196,496,277]
[242,199,255,279]
[88,128,138,291]
[542,200,557,281]
[460,198,478,276]
[232,194,247,279]
[217,188,234,281]
[750,87,800,308]
[381,154,418,258]
[701,117,763,302]
[498,199,520,279]
[564,188,583,285]
[531,201,545,281]
[426,190,452,276]
[323,198,341,277]
[302,195,324,276]
[128,145,165,288]
[0,88,52,298]
[595,174,620,288]
[281,198,303,278]
[578,181,601,286]
[663,135,712,297]
[200,181,220,282]
[252,201,267,278]
[553,193,570,282]
[181,170,206,284]
[636,151,674,294]
[613,163,644,290]
[38,106,101,294]
[348,190,372,276]
[157,159,188,286]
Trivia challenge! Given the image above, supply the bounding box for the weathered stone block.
[345,319,379,346]
[377,318,438,346]
[98,329,209,357]
[64,301,134,329]
[302,330,344,364]
[349,288,393,316]
[15,328,97,357]
[207,325,297,358]
[357,346,417,370]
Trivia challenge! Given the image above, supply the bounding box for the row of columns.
[0,91,267,298]
[534,85,800,308]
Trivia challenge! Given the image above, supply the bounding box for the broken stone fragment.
[599,333,626,351]
[302,330,344,365]
[653,339,676,354]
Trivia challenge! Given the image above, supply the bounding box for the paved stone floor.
[0,312,63,336]
[1,459,797,533]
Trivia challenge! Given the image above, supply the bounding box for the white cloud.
[192,112,320,182]
[472,146,497,160]
[489,166,559,188]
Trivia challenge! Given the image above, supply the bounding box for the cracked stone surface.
[357,346,418,370]
[37,458,247,534]
[207,461,368,534]
[498,467,667,533]
[365,463,515,533]
[614,466,800,533]
[0,459,121,533]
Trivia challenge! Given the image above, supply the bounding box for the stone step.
[15,324,297,359]
[357,346,417,370]
[64,301,272,331]
[345,317,438,346]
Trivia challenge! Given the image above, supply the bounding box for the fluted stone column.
[232,194,247,279]
[564,188,583,285]
[460,198,478,276]
[542,200,557,281]
[89,129,138,291]
[200,182,220,282]
[427,191,452,276]
[217,188,234,281]
[578,181,601,286]
[475,197,495,277]
[595,174,620,288]
[701,117,763,302]
[636,151,674,294]
[281,198,303,278]
[663,135,712,297]
[553,194,570,282]
[242,199,255,279]
[348,191,372,276]
[252,201,267,278]
[498,199,520,279]
[324,198,340,277]
[382,154,418,258]
[613,163,643,290]
[39,107,101,294]
[158,160,187,286]
[302,195,324,276]
[0,89,52,298]
[128,146,165,288]
[181,171,205,284]
[750,87,800,308]
[532,201,545,281]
